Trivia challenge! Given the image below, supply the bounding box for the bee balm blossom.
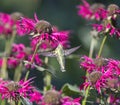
[29,90,42,104]
[0,78,33,101]
[0,13,15,35]
[80,56,120,93]
[18,14,70,50]
[77,0,108,21]
[93,4,120,38]
[0,12,23,36]
[61,96,81,105]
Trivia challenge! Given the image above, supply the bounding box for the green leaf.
[61,83,83,97]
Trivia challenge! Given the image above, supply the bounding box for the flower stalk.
[98,35,107,57]
[24,40,42,81]
[82,37,96,105]
[43,57,52,92]
[1,29,16,79]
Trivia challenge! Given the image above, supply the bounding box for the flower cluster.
[18,14,70,51]
[77,0,107,21]
[92,4,120,38]
[80,56,120,93]
[0,43,42,69]
[0,12,23,36]
[0,78,42,104]
[78,1,120,38]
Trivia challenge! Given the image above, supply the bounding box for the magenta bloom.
[108,95,120,105]
[17,17,35,35]
[31,30,70,51]
[77,0,108,21]
[92,4,120,38]
[0,13,15,35]
[0,78,33,101]
[27,53,42,68]
[0,12,24,36]
[7,43,27,68]
[80,56,120,93]
[61,96,81,105]
[18,14,70,50]
[93,22,120,38]
[29,90,42,104]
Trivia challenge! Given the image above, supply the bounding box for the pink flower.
[77,0,107,21]
[0,78,33,101]
[80,56,120,93]
[77,0,92,20]
[0,12,24,36]
[61,96,81,105]
[27,54,42,68]
[0,13,15,35]
[7,43,27,68]
[17,17,35,35]
[91,4,120,38]
[108,95,120,105]
[18,14,70,50]
[30,90,42,104]
[92,24,104,32]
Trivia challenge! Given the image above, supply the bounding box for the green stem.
[43,57,52,92]
[18,100,21,105]
[82,37,96,105]
[14,63,23,81]
[1,40,9,79]
[89,38,96,58]
[98,35,107,57]
[1,100,5,105]
[24,40,42,81]
[1,30,16,79]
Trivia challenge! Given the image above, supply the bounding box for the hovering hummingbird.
[39,44,80,72]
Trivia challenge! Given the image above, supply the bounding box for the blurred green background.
[0,0,120,90]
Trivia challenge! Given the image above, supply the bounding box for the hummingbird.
[39,44,80,72]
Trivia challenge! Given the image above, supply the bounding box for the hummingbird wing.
[64,46,80,56]
[39,45,80,72]
[39,51,56,57]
